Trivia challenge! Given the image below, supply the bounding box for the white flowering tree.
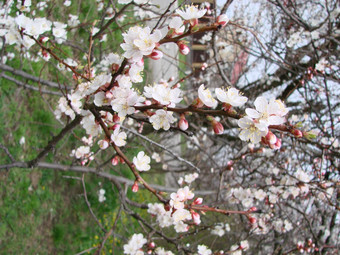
[0,0,339,254]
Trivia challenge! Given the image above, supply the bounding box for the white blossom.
[133,151,151,171]
[98,188,106,202]
[172,209,191,223]
[145,83,182,107]
[81,114,102,137]
[197,245,212,255]
[211,224,225,237]
[174,220,189,233]
[184,173,199,184]
[53,22,67,44]
[155,247,174,255]
[123,233,147,255]
[169,16,185,34]
[238,116,268,144]
[315,58,329,72]
[245,97,288,126]
[176,5,207,20]
[111,128,127,147]
[215,87,247,107]
[64,0,71,6]
[198,84,217,108]
[149,110,176,130]
[121,26,162,62]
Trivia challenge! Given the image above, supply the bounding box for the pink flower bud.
[39,36,49,43]
[201,63,208,70]
[307,239,312,246]
[111,63,120,72]
[274,138,282,149]
[113,114,120,123]
[193,197,203,205]
[111,156,119,166]
[135,58,144,67]
[192,211,201,225]
[265,131,277,145]
[149,242,155,248]
[292,129,303,138]
[249,206,257,212]
[132,181,139,193]
[226,160,234,171]
[192,98,204,108]
[119,156,125,164]
[106,91,114,99]
[190,18,198,27]
[178,42,190,55]
[178,115,189,131]
[111,124,120,130]
[248,217,257,224]
[212,119,224,135]
[42,50,49,58]
[217,14,229,27]
[149,50,163,60]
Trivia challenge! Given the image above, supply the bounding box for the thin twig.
[27,115,82,167]
[121,126,201,173]
[75,246,99,255]
[0,63,68,89]
[81,173,106,233]
[0,73,63,96]
[151,0,177,33]
[88,105,168,203]
[0,161,217,195]
[0,143,15,162]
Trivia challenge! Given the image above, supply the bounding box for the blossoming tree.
[0,0,339,254]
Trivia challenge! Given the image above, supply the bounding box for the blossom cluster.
[148,182,202,233]
[0,1,69,52]
[238,97,288,145]
[123,233,147,255]
[50,5,237,157]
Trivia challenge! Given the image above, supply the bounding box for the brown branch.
[134,104,242,119]
[0,73,63,96]
[92,3,131,40]
[151,0,177,33]
[0,143,15,162]
[75,246,99,255]
[0,63,67,89]
[108,58,128,90]
[0,161,216,195]
[121,126,201,173]
[27,115,82,167]
[190,204,250,216]
[87,104,168,203]
[30,36,90,81]
[159,24,221,44]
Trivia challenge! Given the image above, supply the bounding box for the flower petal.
[254,96,268,113]
[246,108,261,119]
